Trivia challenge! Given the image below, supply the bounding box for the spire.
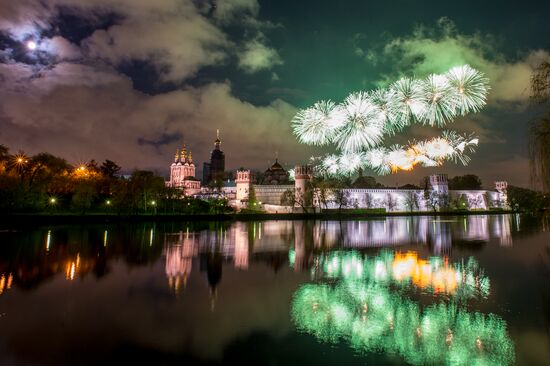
[174,148,179,162]
[214,129,221,149]
[188,150,193,164]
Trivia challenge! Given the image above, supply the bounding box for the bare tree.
[332,189,350,212]
[404,191,419,212]
[364,192,373,209]
[386,193,397,212]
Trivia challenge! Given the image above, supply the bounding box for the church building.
[167,144,201,196]
[262,158,290,185]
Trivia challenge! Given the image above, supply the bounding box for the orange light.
[392,252,457,294]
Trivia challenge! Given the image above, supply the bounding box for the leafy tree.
[100,160,121,178]
[508,185,550,213]
[448,174,483,190]
[532,61,550,103]
[280,188,296,206]
[27,153,72,188]
[71,182,97,214]
[530,61,550,192]
[247,185,258,210]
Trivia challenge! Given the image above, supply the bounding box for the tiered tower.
[203,130,226,184]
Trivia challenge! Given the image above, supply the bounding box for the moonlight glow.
[26,41,37,50]
[291,65,490,176]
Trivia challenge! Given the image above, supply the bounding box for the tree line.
[0,147,232,215]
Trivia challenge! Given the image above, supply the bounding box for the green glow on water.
[291,282,514,365]
[314,250,490,300]
[291,249,514,365]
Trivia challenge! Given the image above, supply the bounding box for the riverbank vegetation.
[0,144,547,216]
[0,146,232,215]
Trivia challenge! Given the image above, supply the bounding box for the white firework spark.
[446,65,490,115]
[391,77,427,126]
[289,65,489,176]
[334,91,385,153]
[321,154,340,176]
[420,74,458,126]
[364,148,391,175]
[291,100,342,145]
[369,88,401,134]
[338,152,365,175]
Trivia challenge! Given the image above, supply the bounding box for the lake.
[0,215,548,365]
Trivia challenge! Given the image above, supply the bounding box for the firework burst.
[292,100,343,145]
[446,65,490,115]
[334,92,385,153]
[290,65,489,176]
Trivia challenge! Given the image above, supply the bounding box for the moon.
[26,41,37,50]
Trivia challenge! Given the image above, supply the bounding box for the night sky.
[1,0,549,187]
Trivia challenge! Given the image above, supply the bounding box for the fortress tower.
[429,174,449,194]
[236,169,251,201]
[294,165,313,208]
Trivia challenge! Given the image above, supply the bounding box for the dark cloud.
[0,0,548,186]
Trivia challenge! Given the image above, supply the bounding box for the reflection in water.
[165,230,197,293]
[162,215,513,293]
[0,273,12,295]
[291,282,515,365]
[0,214,547,365]
[0,215,515,296]
[307,250,489,299]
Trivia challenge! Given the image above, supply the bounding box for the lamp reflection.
[0,273,13,295]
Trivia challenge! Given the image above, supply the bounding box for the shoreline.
[0,209,515,225]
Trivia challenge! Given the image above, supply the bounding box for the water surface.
[0,215,548,365]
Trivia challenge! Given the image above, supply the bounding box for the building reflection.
[164,230,197,293]
[161,215,514,296]
[0,215,516,296]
